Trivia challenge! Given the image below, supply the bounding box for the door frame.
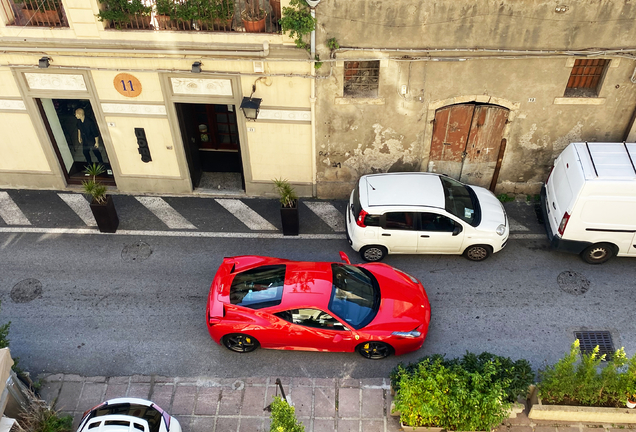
[422,95,519,192]
[159,74,252,192]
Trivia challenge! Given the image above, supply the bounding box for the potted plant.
[97,0,152,29]
[269,396,304,432]
[241,0,266,33]
[174,0,197,30]
[280,0,315,50]
[21,0,61,25]
[273,178,298,236]
[210,0,234,30]
[155,0,175,29]
[627,392,636,409]
[83,163,119,233]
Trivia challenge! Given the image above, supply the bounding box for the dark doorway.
[175,103,244,190]
[37,98,115,186]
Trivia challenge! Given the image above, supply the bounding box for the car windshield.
[230,265,285,309]
[328,264,380,330]
[440,176,481,227]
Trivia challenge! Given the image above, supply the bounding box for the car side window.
[275,308,348,331]
[383,212,416,230]
[419,212,456,232]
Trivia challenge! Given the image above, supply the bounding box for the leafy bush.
[496,193,515,202]
[538,340,636,407]
[0,300,10,350]
[19,397,73,432]
[280,0,316,50]
[269,396,304,432]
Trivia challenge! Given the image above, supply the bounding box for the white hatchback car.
[77,398,181,432]
[345,172,509,262]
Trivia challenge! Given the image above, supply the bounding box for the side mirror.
[452,225,463,236]
[339,251,351,264]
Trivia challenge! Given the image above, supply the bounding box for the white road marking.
[135,196,197,230]
[508,217,530,232]
[57,193,96,226]
[215,199,277,231]
[0,227,343,239]
[304,201,345,232]
[0,192,31,225]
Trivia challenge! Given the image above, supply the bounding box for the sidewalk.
[38,374,636,432]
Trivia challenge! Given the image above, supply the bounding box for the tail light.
[557,212,570,235]
[546,165,554,184]
[356,209,369,227]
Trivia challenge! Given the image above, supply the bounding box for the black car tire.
[463,244,492,261]
[360,245,387,262]
[356,341,393,360]
[222,333,260,353]
[580,243,616,264]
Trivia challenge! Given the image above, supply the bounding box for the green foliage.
[242,0,265,21]
[273,178,298,208]
[280,0,316,50]
[97,0,151,21]
[155,0,175,16]
[496,193,515,202]
[0,300,10,350]
[392,356,513,430]
[269,396,304,432]
[82,163,108,205]
[526,194,540,202]
[314,54,322,69]
[538,340,636,407]
[19,399,73,432]
[326,37,340,51]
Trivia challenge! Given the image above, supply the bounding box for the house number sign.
[113,73,142,97]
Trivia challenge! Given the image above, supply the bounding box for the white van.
[345,172,509,262]
[541,142,636,264]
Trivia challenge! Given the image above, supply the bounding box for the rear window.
[440,177,481,227]
[552,163,574,210]
[86,403,160,432]
[230,265,285,309]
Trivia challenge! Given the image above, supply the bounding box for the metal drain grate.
[575,331,614,360]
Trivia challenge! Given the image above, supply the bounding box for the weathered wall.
[314,0,636,198]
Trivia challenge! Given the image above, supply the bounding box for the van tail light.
[546,166,554,184]
[557,212,570,235]
[356,209,369,227]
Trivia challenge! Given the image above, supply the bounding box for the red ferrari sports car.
[206,252,431,359]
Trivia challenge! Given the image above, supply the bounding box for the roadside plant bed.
[529,340,636,422]
[391,352,533,431]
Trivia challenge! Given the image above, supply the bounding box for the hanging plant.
[280,0,315,50]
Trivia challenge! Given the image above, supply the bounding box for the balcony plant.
[97,0,152,29]
[241,0,266,32]
[154,0,176,29]
[280,0,315,50]
[273,178,298,236]
[82,163,119,233]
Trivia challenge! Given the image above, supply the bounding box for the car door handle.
[420,235,430,238]
[382,233,391,236]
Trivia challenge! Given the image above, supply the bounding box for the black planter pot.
[90,195,119,233]
[280,201,299,236]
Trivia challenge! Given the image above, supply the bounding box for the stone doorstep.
[529,399,636,423]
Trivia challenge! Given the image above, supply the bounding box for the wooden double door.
[428,103,509,190]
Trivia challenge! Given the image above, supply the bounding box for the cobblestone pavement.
[37,374,636,432]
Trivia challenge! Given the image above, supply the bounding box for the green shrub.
[269,396,304,432]
[392,356,513,430]
[538,340,636,407]
[19,398,73,432]
[0,300,10,350]
[280,0,316,50]
[496,193,515,202]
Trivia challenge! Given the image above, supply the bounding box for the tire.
[356,341,393,360]
[222,333,259,353]
[463,244,492,261]
[360,245,387,262]
[580,243,616,264]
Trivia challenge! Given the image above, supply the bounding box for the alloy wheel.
[357,341,391,359]
[223,334,258,353]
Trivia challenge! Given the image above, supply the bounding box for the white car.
[77,398,181,432]
[345,172,509,262]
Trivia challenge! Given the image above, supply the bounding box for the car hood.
[362,264,431,332]
[472,185,507,230]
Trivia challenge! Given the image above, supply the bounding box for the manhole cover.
[557,270,590,295]
[11,279,42,303]
[575,331,614,359]
[121,241,152,262]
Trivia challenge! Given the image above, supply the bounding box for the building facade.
[314,0,636,198]
[0,0,316,197]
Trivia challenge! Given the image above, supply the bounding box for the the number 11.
[120,80,135,91]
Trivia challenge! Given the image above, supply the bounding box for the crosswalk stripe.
[304,201,345,232]
[58,193,96,227]
[135,197,197,230]
[215,199,277,231]
[0,192,31,225]
[508,217,530,232]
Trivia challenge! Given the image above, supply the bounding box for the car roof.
[278,262,334,310]
[359,173,445,209]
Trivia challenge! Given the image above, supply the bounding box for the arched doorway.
[428,103,509,189]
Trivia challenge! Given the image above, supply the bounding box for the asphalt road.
[1,231,635,380]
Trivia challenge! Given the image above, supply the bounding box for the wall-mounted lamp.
[240,80,265,121]
[39,57,50,68]
[191,61,202,73]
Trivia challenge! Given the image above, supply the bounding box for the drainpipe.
[307,0,320,197]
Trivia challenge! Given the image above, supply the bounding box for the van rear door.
[545,146,581,237]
